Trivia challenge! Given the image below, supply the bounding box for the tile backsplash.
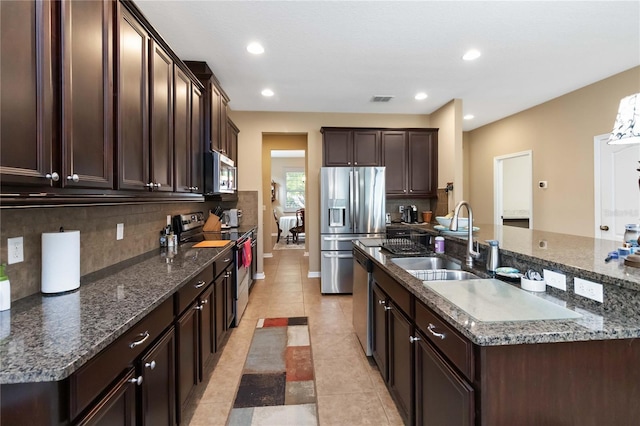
[0,191,258,302]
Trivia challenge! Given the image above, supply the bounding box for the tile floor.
[187,247,403,425]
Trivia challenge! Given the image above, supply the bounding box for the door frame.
[493,150,533,228]
[593,133,608,239]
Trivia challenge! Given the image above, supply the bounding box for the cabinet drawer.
[70,297,173,419]
[373,266,411,314]
[214,249,234,279]
[415,301,474,381]
[175,266,214,315]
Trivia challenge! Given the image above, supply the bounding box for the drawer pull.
[194,280,206,289]
[384,306,392,311]
[128,376,143,386]
[129,331,150,349]
[144,360,156,370]
[427,323,446,340]
[378,300,386,305]
[194,305,203,311]
[201,299,208,305]
[409,336,421,343]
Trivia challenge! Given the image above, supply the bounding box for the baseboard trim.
[254,272,266,280]
[263,253,273,258]
[307,271,321,278]
[304,251,309,257]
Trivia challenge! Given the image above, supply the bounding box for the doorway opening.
[494,150,533,229]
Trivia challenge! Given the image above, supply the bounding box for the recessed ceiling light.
[415,92,428,100]
[261,89,274,97]
[247,42,264,55]
[464,114,475,120]
[462,49,481,61]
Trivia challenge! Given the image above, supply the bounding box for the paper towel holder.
[41,229,80,295]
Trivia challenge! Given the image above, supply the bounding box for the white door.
[494,151,533,228]
[594,134,640,241]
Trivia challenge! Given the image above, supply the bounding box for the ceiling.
[136,1,640,131]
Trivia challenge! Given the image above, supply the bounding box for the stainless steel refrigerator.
[320,166,385,293]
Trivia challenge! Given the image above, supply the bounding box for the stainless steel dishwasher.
[353,248,373,356]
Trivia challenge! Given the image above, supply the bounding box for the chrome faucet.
[450,200,481,268]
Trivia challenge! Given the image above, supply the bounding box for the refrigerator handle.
[349,170,355,231]
[354,170,359,232]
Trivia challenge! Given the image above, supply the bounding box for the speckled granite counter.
[0,226,256,385]
[357,223,640,346]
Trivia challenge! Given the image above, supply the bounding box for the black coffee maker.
[403,205,418,223]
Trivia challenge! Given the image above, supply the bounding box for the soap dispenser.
[486,240,500,273]
[0,264,10,311]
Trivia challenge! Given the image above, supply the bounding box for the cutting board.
[193,240,230,248]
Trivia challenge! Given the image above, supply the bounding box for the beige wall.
[431,99,463,211]
[271,156,306,217]
[467,66,640,237]
[229,111,431,276]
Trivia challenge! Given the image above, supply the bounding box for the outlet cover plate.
[543,269,566,291]
[117,223,124,240]
[7,237,24,265]
[574,278,603,303]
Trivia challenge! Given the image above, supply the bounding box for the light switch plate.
[543,269,566,291]
[7,237,24,264]
[574,278,603,303]
[116,223,124,240]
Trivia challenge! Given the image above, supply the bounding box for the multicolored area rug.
[228,317,317,425]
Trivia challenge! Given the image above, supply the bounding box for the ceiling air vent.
[371,95,395,103]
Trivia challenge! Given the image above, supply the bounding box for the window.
[284,169,305,211]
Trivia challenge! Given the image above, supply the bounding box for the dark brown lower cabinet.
[76,368,137,426]
[415,332,474,426]
[141,328,176,426]
[225,270,235,329]
[177,301,199,419]
[215,276,225,351]
[199,285,216,375]
[388,303,413,425]
[371,284,388,381]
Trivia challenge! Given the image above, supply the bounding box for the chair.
[273,210,282,243]
[290,208,305,244]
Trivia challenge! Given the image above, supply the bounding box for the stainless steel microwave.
[204,151,237,194]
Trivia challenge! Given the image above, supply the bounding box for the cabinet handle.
[354,162,358,165]
[145,182,153,188]
[194,305,203,311]
[144,360,156,370]
[45,172,60,181]
[403,189,407,193]
[153,183,161,188]
[378,300,386,305]
[129,376,143,386]
[223,258,232,262]
[225,271,232,277]
[129,331,150,349]
[201,299,208,305]
[194,280,206,289]
[409,189,413,193]
[384,306,392,311]
[193,186,199,191]
[66,173,79,182]
[409,336,421,343]
[427,323,446,340]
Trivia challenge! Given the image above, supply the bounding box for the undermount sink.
[408,270,479,281]
[392,256,461,271]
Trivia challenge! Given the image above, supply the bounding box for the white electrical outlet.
[116,223,124,240]
[7,237,24,265]
[574,278,603,303]
[543,269,566,291]
[399,206,405,213]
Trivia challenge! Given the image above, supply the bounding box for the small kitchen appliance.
[222,209,242,228]
[403,205,418,223]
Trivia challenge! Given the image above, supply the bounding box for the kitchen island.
[357,223,640,425]
[0,225,257,425]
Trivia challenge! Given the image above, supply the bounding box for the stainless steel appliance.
[204,150,237,195]
[320,166,385,293]
[234,234,250,326]
[353,248,373,355]
[222,208,242,228]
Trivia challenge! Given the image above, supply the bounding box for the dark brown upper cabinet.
[173,66,190,193]
[190,85,203,193]
[381,131,407,195]
[116,6,149,191]
[0,0,54,187]
[61,0,114,189]
[321,128,380,167]
[149,40,174,192]
[227,118,239,169]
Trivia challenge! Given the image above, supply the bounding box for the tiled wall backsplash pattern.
[0,191,258,302]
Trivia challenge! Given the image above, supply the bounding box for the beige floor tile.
[187,401,232,426]
[317,392,390,425]
[265,302,306,318]
[314,356,374,396]
[310,332,364,360]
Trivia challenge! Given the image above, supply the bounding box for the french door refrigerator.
[320,166,385,293]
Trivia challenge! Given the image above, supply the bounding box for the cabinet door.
[141,327,176,426]
[353,130,380,166]
[220,97,229,156]
[0,0,54,186]
[76,368,137,426]
[323,130,352,166]
[388,302,413,425]
[227,119,239,166]
[408,131,438,197]
[415,332,474,426]
[199,285,215,376]
[190,85,203,193]
[225,269,235,329]
[381,131,407,196]
[173,66,191,193]
[214,275,226,351]
[371,284,388,381]
[176,303,198,417]
[117,7,149,190]
[61,0,113,189]
[149,40,173,192]
[209,83,221,152]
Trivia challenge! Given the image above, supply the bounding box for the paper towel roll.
[42,230,80,294]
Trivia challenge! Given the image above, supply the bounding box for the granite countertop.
[357,223,640,346]
[0,226,256,385]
